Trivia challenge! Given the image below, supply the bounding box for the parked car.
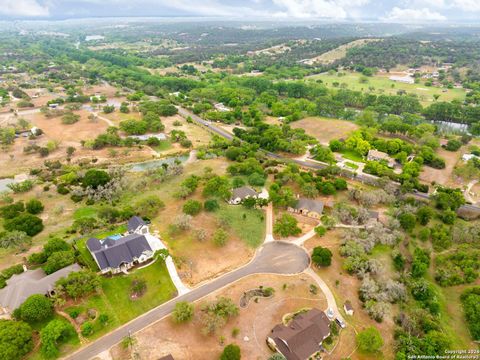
[326,308,334,320]
[335,317,346,328]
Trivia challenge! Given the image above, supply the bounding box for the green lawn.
[154,140,172,152]
[339,149,364,162]
[73,206,98,220]
[345,161,359,170]
[308,71,466,105]
[74,259,176,340]
[215,203,265,248]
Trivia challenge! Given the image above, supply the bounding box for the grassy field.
[307,71,466,105]
[339,149,364,162]
[304,39,380,65]
[290,117,358,144]
[215,203,265,248]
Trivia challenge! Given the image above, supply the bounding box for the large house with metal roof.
[87,216,165,274]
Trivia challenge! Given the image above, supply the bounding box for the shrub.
[311,246,332,267]
[213,228,228,247]
[356,327,383,353]
[0,319,33,360]
[273,214,301,237]
[82,169,111,189]
[17,294,53,323]
[81,321,94,336]
[40,319,75,358]
[25,199,44,214]
[4,214,43,236]
[460,287,480,341]
[220,344,241,360]
[61,112,80,125]
[182,199,202,216]
[204,199,219,212]
[172,301,194,323]
[43,250,75,275]
[314,226,327,237]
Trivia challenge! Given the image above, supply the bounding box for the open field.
[290,117,359,144]
[109,273,333,360]
[302,39,380,65]
[419,147,463,187]
[307,71,466,105]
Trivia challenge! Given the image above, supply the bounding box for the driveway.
[66,242,309,360]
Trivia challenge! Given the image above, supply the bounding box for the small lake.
[433,120,469,134]
[0,178,14,192]
[129,154,189,172]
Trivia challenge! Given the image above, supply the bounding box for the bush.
[82,169,110,189]
[445,139,462,151]
[43,250,75,275]
[0,320,33,360]
[182,199,202,216]
[273,214,301,237]
[220,344,241,360]
[40,319,75,358]
[61,112,80,125]
[314,226,326,237]
[460,287,480,341]
[172,301,194,323]
[4,214,43,236]
[17,294,53,323]
[81,321,94,336]
[248,173,266,186]
[311,246,332,267]
[25,199,44,214]
[204,199,219,212]
[213,228,228,247]
[0,230,31,250]
[356,327,383,353]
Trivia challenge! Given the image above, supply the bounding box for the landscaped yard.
[339,149,364,162]
[72,259,176,340]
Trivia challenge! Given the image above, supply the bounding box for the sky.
[1,0,480,22]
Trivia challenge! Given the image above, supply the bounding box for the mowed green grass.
[339,149,364,162]
[308,71,466,105]
[73,259,176,340]
[215,203,265,248]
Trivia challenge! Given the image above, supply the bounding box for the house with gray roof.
[87,217,165,274]
[128,216,149,234]
[288,198,324,219]
[228,186,259,205]
[0,263,81,315]
[267,308,331,360]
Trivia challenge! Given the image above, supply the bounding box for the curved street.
[67,241,310,360]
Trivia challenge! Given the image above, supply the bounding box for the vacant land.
[303,39,380,65]
[307,71,466,105]
[304,230,395,360]
[419,147,463,187]
[109,273,329,360]
[290,117,359,144]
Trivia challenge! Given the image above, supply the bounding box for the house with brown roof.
[267,308,331,360]
[288,198,324,219]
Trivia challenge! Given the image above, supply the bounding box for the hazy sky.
[1,0,480,22]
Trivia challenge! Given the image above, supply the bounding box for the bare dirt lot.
[304,230,395,360]
[291,117,359,145]
[419,147,463,187]
[109,273,329,360]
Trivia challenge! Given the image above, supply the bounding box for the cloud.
[452,0,480,12]
[0,0,49,17]
[381,7,447,22]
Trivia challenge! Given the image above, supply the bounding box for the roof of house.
[87,234,152,271]
[293,198,324,214]
[159,355,174,360]
[0,263,81,311]
[344,301,353,311]
[270,308,331,360]
[127,216,146,232]
[231,186,258,200]
[368,149,392,160]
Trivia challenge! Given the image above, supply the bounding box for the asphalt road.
[177,106,479,214]
[67,241,309,360]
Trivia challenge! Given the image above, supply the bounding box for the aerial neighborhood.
[0,13,479,360]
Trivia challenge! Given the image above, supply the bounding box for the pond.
[433,120,469,134]
[0,178,15,192]
[128,154,189,172]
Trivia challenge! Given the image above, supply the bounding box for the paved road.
[176,106,479,216]
[67,241,309,360]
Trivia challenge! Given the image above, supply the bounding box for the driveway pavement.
[66,241,309,360]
